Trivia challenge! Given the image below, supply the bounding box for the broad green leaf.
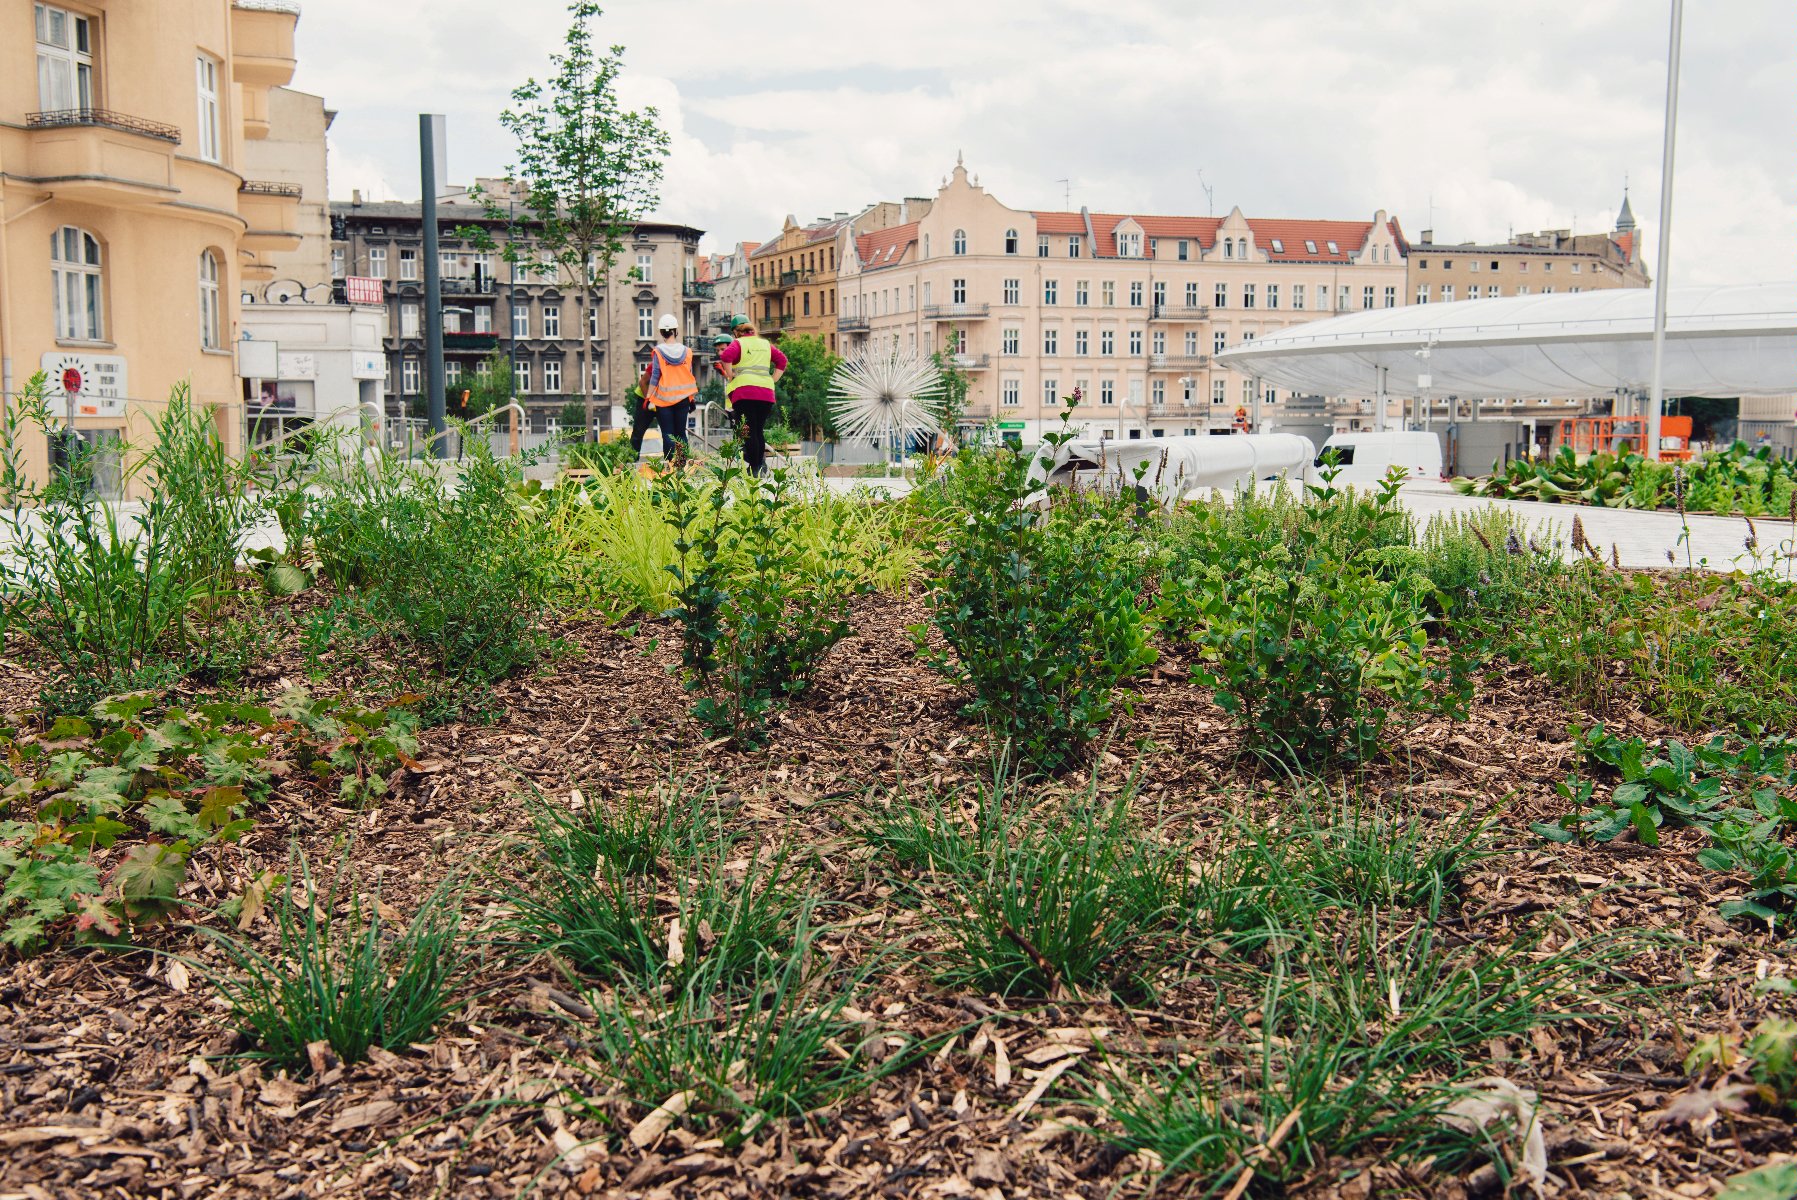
[1628,802,1661,847]
[1529,821,1576,844]
[115,843,187,902]
[262,563,313,596]
[44,716,93,741]
[1718,1161,1797,1200]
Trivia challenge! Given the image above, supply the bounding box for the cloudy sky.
[291,0,1793,285]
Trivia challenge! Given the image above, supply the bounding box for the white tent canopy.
[1214,283,1797,400]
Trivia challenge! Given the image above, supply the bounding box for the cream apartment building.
[836,159,1409,441]
[0,0,303,493]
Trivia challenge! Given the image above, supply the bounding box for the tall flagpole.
[1646,0,1682,462]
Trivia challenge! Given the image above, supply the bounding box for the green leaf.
[263,563,313,596]
[114,843,187,903]
[1696,847,1738,872]
[1628,801,1661,847]
[1529,821,1576,844]
[2,914,47,951]
[196,785,247,829]
[66,815,130,850]
[45,715,93,741]
[1718,1161,1797,1200]
[143,794,198,837]
[1718,898,1781,924]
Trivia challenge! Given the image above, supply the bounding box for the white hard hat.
[656,312,679,332]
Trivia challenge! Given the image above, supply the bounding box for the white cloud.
[292,0,1796,285]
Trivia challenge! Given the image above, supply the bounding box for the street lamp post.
[1646,0,1683,463]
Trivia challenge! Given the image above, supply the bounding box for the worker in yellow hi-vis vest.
[637,313,695,462]
[715,314,787,474]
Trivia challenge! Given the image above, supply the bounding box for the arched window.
[1004,228,1018,255]
[922,233,930,258]
[952,229,967,255]
[198,250,222,349]
[51,226,103,341]
[1223,238,1234,260]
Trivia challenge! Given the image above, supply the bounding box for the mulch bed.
[2,592,1792,1199]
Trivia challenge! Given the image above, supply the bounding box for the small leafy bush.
[661,462,856,746]
[920,406,1156,771]
[1163,470,1470,767]
[193,856,470,1071]
[563,436,638,475]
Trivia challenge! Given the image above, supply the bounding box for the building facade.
[750,203,917,356]
[836,159,1410,441]
[701,241,757,336]
[330,183,704,435]
[1,0,303,493]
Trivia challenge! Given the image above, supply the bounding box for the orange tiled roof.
[1030,211,1087,235]
[855,221,919,270]
[1246,217,1379,262]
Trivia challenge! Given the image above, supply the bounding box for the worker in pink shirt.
[715,314,787,474]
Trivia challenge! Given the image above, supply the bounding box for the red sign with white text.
[345,276,383,306]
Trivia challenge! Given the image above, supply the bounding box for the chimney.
[1419,228,1432,244]
[834,212,847,220]
[352,188,363,205]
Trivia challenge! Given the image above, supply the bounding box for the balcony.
[837,316,870,333]
[14,111,180,206]
[444,332,500,352]
[777,269,814,287]
[1149,304,1212,321]
[238,180,302,252]
[944,353,990,370]
[921,303,991,321]
[441,276,498,296]
[763,313,795,330]
[683,281,715,300]
[709,312,737,330]
[231,2,300,87]
[1146,354,1211,371]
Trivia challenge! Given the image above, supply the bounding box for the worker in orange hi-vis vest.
[638,313,696,462]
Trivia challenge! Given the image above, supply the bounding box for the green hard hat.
[712,334,734,347]
[730,313,753,330]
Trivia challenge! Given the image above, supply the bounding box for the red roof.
[1031,211,1086,235]
[855,221,918,270]
[1029,210,1400,262]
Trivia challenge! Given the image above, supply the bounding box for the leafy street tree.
[469,1,669,442]
[775,333,841,442]
[930,324,972,438]
[462,352,514,418]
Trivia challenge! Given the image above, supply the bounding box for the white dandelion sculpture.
[828,351,946,466]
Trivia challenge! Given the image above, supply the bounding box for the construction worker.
[627,377,656,457]
[715,314,787,474]
[639,314,697,461]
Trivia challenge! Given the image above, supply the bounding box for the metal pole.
[420,114,447,457]
[1646,0,1682,464]
[1374,366,1387,432]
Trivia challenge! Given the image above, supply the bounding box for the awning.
[1215,283,1797,399]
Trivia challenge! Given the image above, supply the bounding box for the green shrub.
[1160,471,1470,768]
[563,437,637,475]
[660,463,856,746]
[920,411,1156,771]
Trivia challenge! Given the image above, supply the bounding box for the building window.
[1043,378,1058,406]
[198,250,221,349]
[1177,240,1190,261]
[1129,282,1143,307]
[1043,329,1058,356]
[1038,234,1049,258]
[1101,281,1115,307]
[1223,239,1234,260]
[1214,330,1228,355]
[1489,285,1503,298]
[1339,285,1351,311]
[1002,378,1020,407]
[1185,282,1200,306]
[1128,330,1143,356]
[1416,285,1430,304]
[542,305,560,338]
[474,306,492,334]
[400,303,420,338]
[1004,228,1018,255]
[1266,284,1279,310]
[1292,285,1305,310]
[543,360,562,393]
[950,278,966,304]
[34,5,93,111]
[369,247,387,278]
[1471,260,1482,272]
[402,359,421,394]
[1326,241,1339,255]
[475,359,493,381]
[636,253,653,283]
[1212,379,1226,405]
[1100,380,1115,406]
[1152,282,1166,308]
[1117,231,1141,257]
[1002,278,1020,305]
[513,307,530,338]
[399,249,417,281]
[1002,328,1020,355]
[1243,380,1255,406]
[331,247,345,278]
[1075,280,1089,306]
[952,229,967,256]
[196,55,221,163]
[1185,331,1199,355]
[514,360,530,392]
[1151,330,1166,354]
[1068,235,1082,258]
[637,306,653,339]
[1100,330,1115,356]
[1362,286,1375,310]
[1152,379,1165,406]
[1243,284,1256,309]
[1305,239,1318,254]
[1044,279,1058,305]
[1442,285,1455,302]
[50,225,103,342]
[1215,282,1227,308]
[1073,329,1089,355]
[446,360,462,385]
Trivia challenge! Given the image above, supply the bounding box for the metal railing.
[239,179,302,198]
[1148,304,1211,320]
[1146,354,1211,369]
[443,331,500,351]
[837,316,870,332]
[921,303,991,320]
[683,281,715,299]
[777,269,814,287]
[26,108,181,143]
[763,313,795,329]
[946,353,990,369]
[440,276,497,295]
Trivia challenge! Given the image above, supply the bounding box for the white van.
[1316,431,1443,486]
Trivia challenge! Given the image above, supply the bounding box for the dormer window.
[1304,239,1317,254]
[1270,239,1284,253]
[1004,228,1018,254]
[1224,239,1234,260]
[1326,241,1339,255]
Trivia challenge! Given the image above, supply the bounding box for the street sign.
[998,420,1025,430]
[40,351,126,418]
[344,276,383,306]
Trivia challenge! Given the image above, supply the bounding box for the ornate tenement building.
[834,158,1410,441]
[330,182,704,435]
[0,0,304,494]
